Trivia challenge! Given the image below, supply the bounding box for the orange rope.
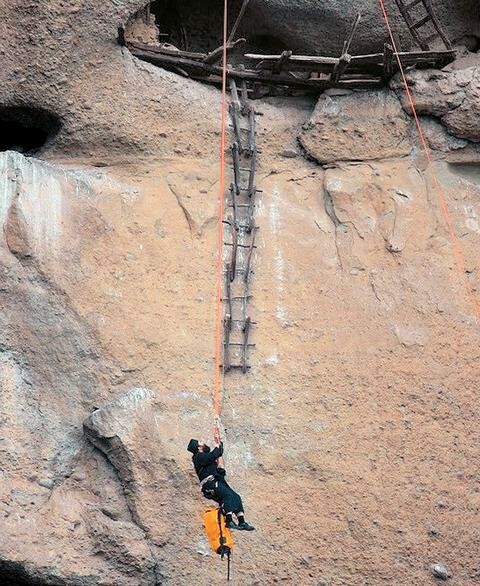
[213,0,229,444]
[377,0,480,324]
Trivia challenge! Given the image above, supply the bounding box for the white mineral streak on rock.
[0,353,20,432]
[269,187,288,326]
[0,151,137,260]
[89,387,156,436]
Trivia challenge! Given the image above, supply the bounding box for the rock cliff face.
[1,1,480,585]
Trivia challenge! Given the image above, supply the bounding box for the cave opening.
[0,106,61,155]
[0,561,50,586]
[125,0,284,55]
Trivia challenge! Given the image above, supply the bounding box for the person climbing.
[187,438,255,531]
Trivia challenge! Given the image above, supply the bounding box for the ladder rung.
[221,364,251,370]
[224,242,257,249]
[411,15,431,29]
[405,0,423,10]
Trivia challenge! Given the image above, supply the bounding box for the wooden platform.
[127,39,456,96]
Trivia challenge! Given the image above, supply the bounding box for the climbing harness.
[200,475,218,500]
[378,0,480,324]
[203,507,234,580]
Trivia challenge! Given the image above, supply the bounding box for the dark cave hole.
[0,561,50,586]
[127,0,242,52]
[0,106,61,155]
[125,0,284,55]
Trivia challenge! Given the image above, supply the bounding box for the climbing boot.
[237,521,255,531]
[226,520,238,530]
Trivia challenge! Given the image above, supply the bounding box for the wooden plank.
[343,13,362,55]
[130,47,212,75]
[130,45,454,93]
[127,41,206,61]
[245,53,339,65]
[190,72,382,91]
[411,15,431,29]
[228,0,251,44]
[203,38,246,64]
[244,49,455,72]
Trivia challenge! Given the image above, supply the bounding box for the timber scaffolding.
[126,40,455,95]
[123,5,455,97]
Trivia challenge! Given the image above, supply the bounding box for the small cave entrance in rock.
[0,106,61,155]
[124,0,284,55]
[125,0,227,52]
[0,561,48,586]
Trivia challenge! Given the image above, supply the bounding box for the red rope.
[377,0,480,324]
[213,0,229,444]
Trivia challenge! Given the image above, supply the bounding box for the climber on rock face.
[187,438,255,531]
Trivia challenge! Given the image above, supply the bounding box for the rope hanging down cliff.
[377,0,480,325]
[213,0,229,445]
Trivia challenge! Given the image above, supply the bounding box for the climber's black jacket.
[192,444,224,482]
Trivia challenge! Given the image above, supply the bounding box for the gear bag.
[203,507,233,556]
[203,507,234,579]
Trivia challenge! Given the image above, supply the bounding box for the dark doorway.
[0,106,61,155]
[126,0,246,52]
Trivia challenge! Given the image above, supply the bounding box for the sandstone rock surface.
[241,0,478,55]
[299,90,412,163]
[2,141,480,584]
[0,0,478,158]
[391,65,480,142]
[1,1,480,585]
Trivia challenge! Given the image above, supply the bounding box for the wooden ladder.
[394,0,452,51]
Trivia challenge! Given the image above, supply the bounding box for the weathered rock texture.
[1,1,480,585]
[391,64,480,143]
[0,0,478,158]
[299,91,413,163]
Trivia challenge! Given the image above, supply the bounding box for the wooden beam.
[244,49,455,72]
[228,0,251,44]
[127,40,206,61]
[203,38,246,64]
[343,13,362,55]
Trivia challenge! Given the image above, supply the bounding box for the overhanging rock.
[84,388,174,545]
